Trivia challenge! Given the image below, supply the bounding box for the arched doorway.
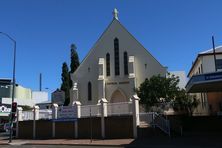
[110,89,127,103]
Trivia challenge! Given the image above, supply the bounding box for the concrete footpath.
[0,139,134,146]
[1,135,222,147]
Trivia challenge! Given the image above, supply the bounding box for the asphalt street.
[0,145,123,148]
[0,131,9,140]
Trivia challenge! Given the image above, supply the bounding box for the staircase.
[139,112,171,137]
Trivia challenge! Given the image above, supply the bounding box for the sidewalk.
[0,138,134,146]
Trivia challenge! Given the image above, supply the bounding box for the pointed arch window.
[114,38,120,75]
[106,53,110,76]
[124,51,128,75]
[88,82,92,101]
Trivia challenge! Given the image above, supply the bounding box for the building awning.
[186,71,222,93]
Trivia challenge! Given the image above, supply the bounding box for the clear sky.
[0,0,222,98]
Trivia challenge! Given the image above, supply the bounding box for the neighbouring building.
[51,89,65,106]
[32,91,48,104]
[187,46,222,115]
[0,79,34,107]
[36,100,52,109]
[70,9,167,105]
[169,71,187,89]
[0,78,49,107]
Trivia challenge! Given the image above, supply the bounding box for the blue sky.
[0,0,222,97]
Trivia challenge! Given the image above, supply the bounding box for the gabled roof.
[71,18,165,77]
[188,45,222,77]
[71,19,116,76]
[199,45,222,55]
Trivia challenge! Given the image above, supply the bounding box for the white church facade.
[70,9,167,105]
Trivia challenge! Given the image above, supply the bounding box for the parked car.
[0,123,5,132]
[4,123,10,132]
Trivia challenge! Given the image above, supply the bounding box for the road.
[0,131,9,140]
[0,145,123,148]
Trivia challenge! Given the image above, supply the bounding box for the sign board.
[54,106,77,122]
[205,72,222,81]
[0,105,11,113]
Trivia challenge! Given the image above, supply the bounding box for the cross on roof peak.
[113,8,119,20]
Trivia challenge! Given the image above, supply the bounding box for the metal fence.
[139,112,154,126]
[107,102,132,116]
[139,112,171,136]
[80,104,101,118]
[21,101,134,120]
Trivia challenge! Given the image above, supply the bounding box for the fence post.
[16,107,23,138]
[132,95,140,138]
[73,101,81,138]
[99,98,108,139]
[33,105,39,139]
[52,103,58,138]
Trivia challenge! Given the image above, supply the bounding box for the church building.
[70,9,167,105]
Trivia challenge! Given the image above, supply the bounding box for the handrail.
[153,112,171,137]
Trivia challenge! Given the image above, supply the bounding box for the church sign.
[54,106,77,122]
[106,81,130,85]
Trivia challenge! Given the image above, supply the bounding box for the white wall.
[169,71,187,89]
[2,97,35,107]
[32,91,48,104]
[71,19,166,105]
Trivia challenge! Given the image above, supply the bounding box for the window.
[106,53,110,76]
[201,64,203,73]
[124,51,128,75]
[114,38,120,75]
[88,82,92,101]
[216,59,222,70]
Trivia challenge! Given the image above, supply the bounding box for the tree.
[60,44,80,106]
[173,89,199,116]
[70,44,80,73]
[61,62,70,106]
[137,73,199,115]
[69,44,80,88]
[137,74,179,110]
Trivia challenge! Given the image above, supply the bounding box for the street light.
[0,32,16,143]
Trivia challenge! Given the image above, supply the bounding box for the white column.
[33,105,39,139]
[73,101,81,138]
[128,56,136,97]
[16,107,23,138]
[70,82,79,105]
[99,98,108,139]
[52,103,58,138]
[98,58,105,99]
[131,95,140,138]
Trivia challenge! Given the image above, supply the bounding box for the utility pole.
[212,36,217,72]
[0,32,16,143]
[39,73,42,91]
